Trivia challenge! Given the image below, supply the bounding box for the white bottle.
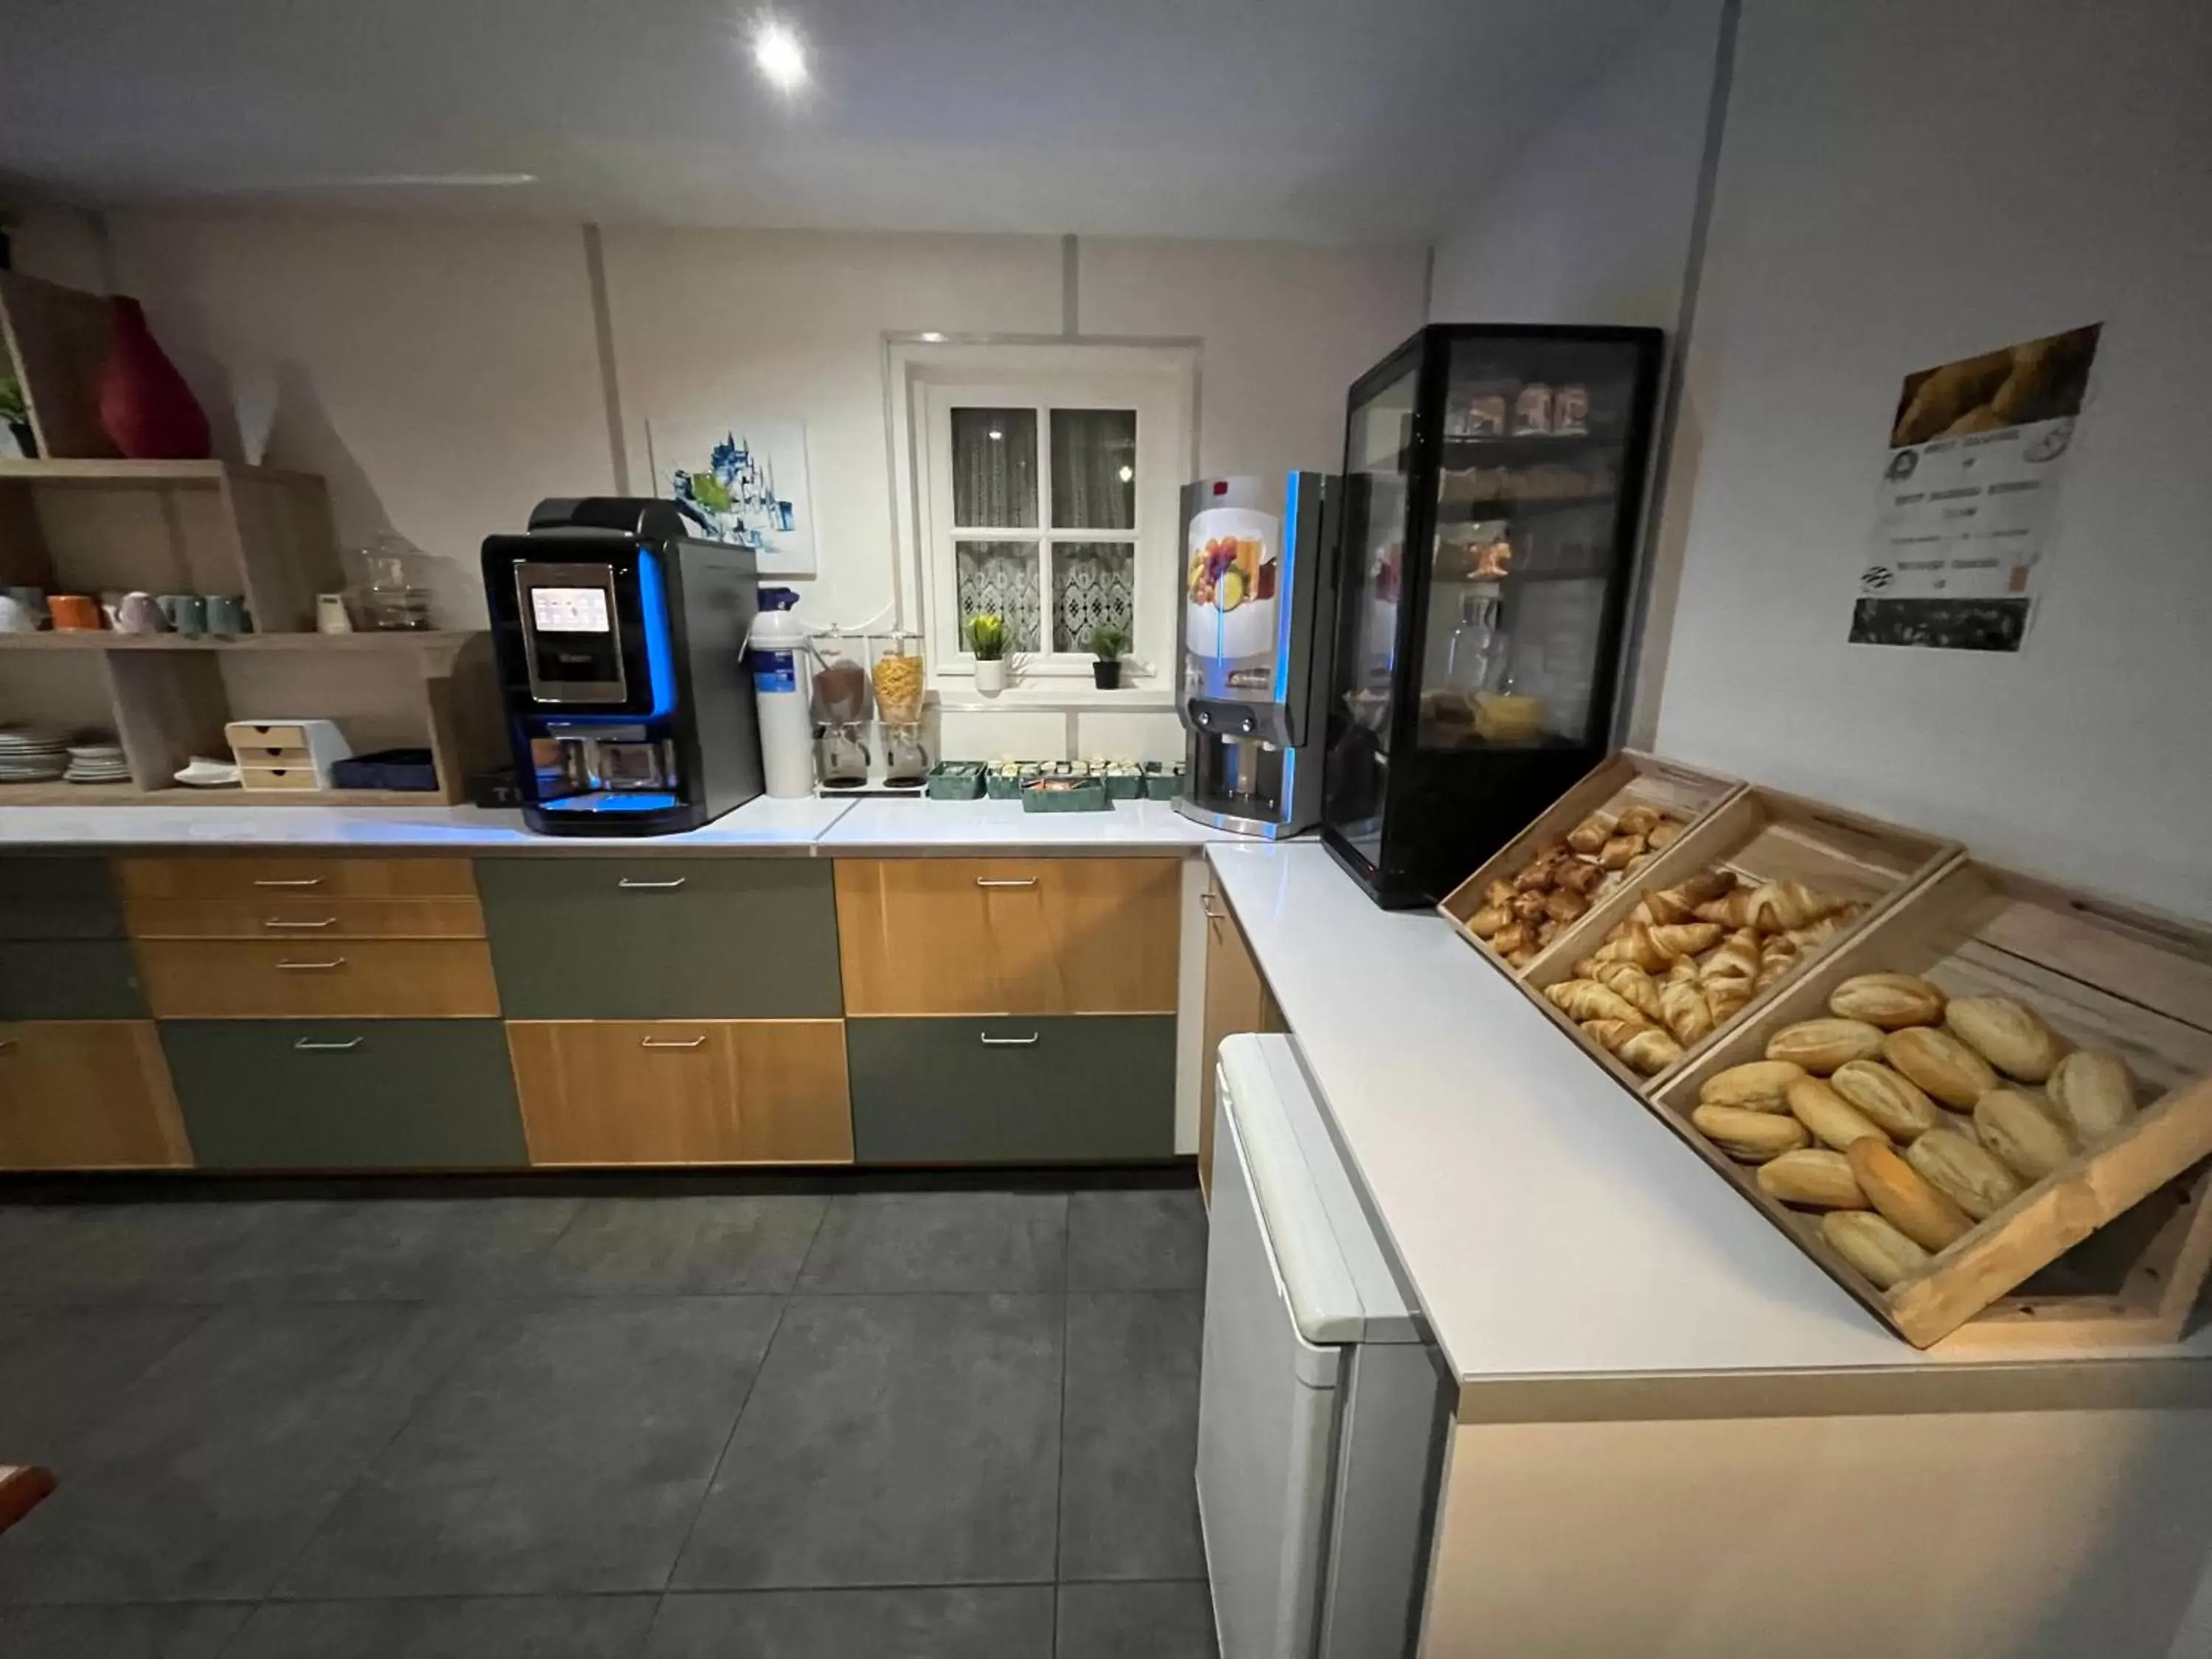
[748,588,817,799]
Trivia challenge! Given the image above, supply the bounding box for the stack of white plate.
[64,737,131,785]
[0,726,69,785]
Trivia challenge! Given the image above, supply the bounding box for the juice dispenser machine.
[1174,473,1340,838]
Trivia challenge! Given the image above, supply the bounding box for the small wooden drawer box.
[133,938,500,1020]
[226,719,350,789]
[239,765,321,792]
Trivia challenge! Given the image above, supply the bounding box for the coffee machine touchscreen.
[530,587,611,632]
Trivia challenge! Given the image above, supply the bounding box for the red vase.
[98,296,210,460]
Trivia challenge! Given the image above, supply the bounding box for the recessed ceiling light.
[753,20,808,91]
[918,331,946,344]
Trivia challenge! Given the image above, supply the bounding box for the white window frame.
[888,338,1197,709]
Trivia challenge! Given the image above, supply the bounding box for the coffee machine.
[482,498,764,835]
[1174,473,1340,837]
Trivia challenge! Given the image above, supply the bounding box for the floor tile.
[644,1587,1054,1657]
[0,1201,313,1305]
[1057,1293,1205,1581]
[0,1305,207,1463]
[0,1302,482,1604]
[208,1198,584,1301]
[280,1297,782,1596]
[0,1603,248,1659]
[226,1595,658,1658]
[1056,1582,1219,1658]
[531,1195,827,1295]
[672,1293,1062,1589]
[1065,1190,1207,1292]
[795,1192,1067,1293]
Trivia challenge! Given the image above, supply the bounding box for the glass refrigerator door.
[1322,364,1419,869]
[1416,336,1646,751]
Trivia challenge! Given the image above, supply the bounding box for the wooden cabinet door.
[1199,880,1279,1203]
[134,939,500,1019]
[835,858,1182,1015]
[507,1020,853,1166]
[0,1021,190,1169]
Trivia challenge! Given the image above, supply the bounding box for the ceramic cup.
[4,586,49,630]
[316,592,355,634]
[116,591,170,634]
[0,594,35,633]
[157,594,207,636]
[49,594,103,631]
[100,590,129,628]
[204,594,251,635]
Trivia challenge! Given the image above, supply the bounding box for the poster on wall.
[644,417,818,577]
[1851,323,2101,653]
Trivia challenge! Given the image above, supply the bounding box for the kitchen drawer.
[116,855,479,902]
[239,765,320,791]
[480,858,841,1019]
[507,1019,853,1166]
[125,894,487,941]
[161,1019,526,1170]
[0,941,146,1020]
[0,855,128,940]
[0,1021,190,1169]
[846,1015,1175,1164]
[134,939,500,1019]
[834,857,1183,1016]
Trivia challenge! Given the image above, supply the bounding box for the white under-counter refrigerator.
[1198,1034,1450,1659]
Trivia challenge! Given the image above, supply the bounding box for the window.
[894,341,1197,701]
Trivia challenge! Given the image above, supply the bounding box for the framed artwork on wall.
[643,416,818,577]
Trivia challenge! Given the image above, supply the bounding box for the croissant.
[1702,926,1762,984]
[1505,943,1540,968]
[1695,891,1753,927]
[1556,858,1605,897]
[1592,922,1669,973]
[1545,978,1644,1025]
[1743,880,1848,932]
[1660,960,1716,1046]
[1614,804,1662,839]
[1754,933,1798,991]
[1705,975,1753,1023]
[1571,956,1601,979]
[1589,959,1665,1023]
[1648,922,1723,960]
[1784,907,1862,953]
[1642,869,1729,925]
[1625,899,1657,928]
[1565,815,1612,856]
[1583,1018,1683,1077]
[1598,834,1643,871]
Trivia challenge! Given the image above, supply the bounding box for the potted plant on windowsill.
[1088,625,1130,690]
[968,613,1009,695]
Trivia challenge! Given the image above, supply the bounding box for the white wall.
[1653,0,2212,919]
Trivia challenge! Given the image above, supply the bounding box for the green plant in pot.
[967,612,1010,695]
[1088,623,1130,689]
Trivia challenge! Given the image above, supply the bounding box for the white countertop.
[1206,841,2212,1385]
[817,795,1231,851]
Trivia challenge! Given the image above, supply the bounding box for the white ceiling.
[0,0,1659,243]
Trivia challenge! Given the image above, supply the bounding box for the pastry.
[1828,1060,1943,1141]
[1543,888,1588,925]
[1467,905,1510,939]
[1613,804,1663,839]
[1647,922,1724,960]
[1583,1018,1682,1077]
[1827,973,1947,1030]
[1765,1018,1887,1074]
[1505,942,1540,969]
[1904,1127,2023,1222]
[1516,852,1565,892]
[1756,1149,1868,1210]
[1700,927,1761,984]
[1691,1103,1809,1163]
[1697,1060,1808,1110]
[1647,820,1683,849]
[1511,889,1549,922]
[1659,960,1715,1046]
[1698,880,1846,932]
[1753,935,1798,992]
[1489,920,1532,957]
[1787,1077,1890,1152]
[1973,1089,2076,1182]
[1589,960,1666,1023]
[1565,815,1612,855]
[1882,1027,1997,1110]
[1556,859,1606,897]
[1593,923,1669,973]
[1484,878,1516,910]
[1847,1139,1972,1251]
[1822,1210,1931,1290]
[1644,870,1736,925]
[1704,975,1753,1023]
[2045,1051,2137,1141]
[1545,978,1646,1026]
[1944,995,2068,1083]
[1598,834,1643,871]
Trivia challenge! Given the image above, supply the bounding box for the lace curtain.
[951,408,1037,527]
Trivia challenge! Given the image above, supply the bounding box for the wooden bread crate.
[1518,787,1960,1093]
[1439,751,1742,971]
[1657,862,2212,1350]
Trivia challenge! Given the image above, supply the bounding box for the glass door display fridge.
[1320,324,1664,908]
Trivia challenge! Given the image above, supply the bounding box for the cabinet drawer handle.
[978,1032,1040,1046]
[264,917,339,930]
[254,877,324,888]
[618,877,687,890]
[974,877,1038,888]
[0,1039,15,1054]
[640,1035,710,1049]
[276,958,347,971]
[1200,892,1223,919]
[293,1037,363,1052]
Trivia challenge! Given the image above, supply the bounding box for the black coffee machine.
[482,498,763,836]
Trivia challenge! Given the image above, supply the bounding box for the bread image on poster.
[1888,324,2101,448]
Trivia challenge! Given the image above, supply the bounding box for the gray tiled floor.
[0,1185,1214,1658]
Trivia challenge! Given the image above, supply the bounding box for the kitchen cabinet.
[115,854,479,902]
[846,1015,1176,1163]
[0,855,129,941]
[124,894,487,941]
[1199,876,1281,1202]
[0,940,147,1020]
[133,939,500,1020]
[834,857,1181,1016]
[505,1019,853,1166]
[160,1019,526,1169]
[481,858,843,1019]
[0,1021,189,1169]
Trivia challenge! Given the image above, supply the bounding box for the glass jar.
[871,631,925,726]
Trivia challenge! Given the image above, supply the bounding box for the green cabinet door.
[0,941,146,1020]
[0,856,128,941]
[846,1015,1176,1164]
[479,857,842,1020]
[160,1020,527,1169]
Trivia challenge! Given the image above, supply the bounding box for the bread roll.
[1787,1077,1891,1152]
[2045,1050,2138,1141]
[1698,1059,1808,1110]
[1882,1026,1998,1110]
[1765,1018,1887,1075]
[1659,961,1716,1046]
[1945,995,2069,1083]
[1822,1210,1932,1290]
[1846,1138,1972,1252]
[1757,1149,1868,1209]
[1545,979,1644,1025]
[1648,922,1724,961]
[1692,1103,1810,1163]
[1973,1089,2076,1182]
[1590,960,1666,1023]
[1904,1127,2024,1222]
[1828,1060,1944,1141]
[1565,815,1612,855]
[1827,973,1947,1030]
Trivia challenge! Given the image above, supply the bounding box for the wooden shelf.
[0,459,323,488]
[0,630,480,664]
[0,780,448,807]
